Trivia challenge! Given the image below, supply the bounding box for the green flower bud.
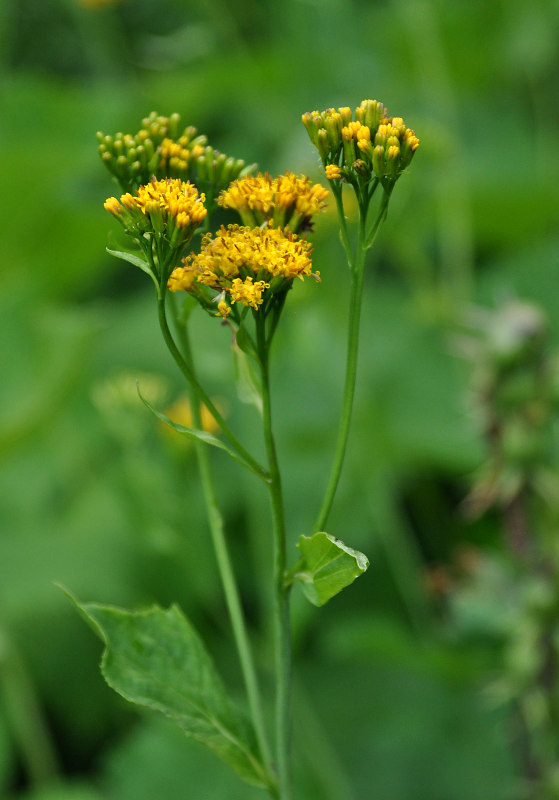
[317,129,330,161]
[355,99,386,132]
[338,106,352,126]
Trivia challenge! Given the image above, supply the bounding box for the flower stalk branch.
[256,311,293,800]
[169,303,275,786]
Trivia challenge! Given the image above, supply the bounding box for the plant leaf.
[70,599,272,790]
[137,385,261,477]
[287,532,369,606]
[106,246,152,276]
[235,323,259,360]
[232,340,262,415]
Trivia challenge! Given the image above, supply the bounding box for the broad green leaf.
[71,600,272,790]
[232,341,262,415]
[137,386,261,477]
[287,532,369,606]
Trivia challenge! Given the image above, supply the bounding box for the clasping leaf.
[286,532,369,606]
[68,597,272,790]
[232,335,262,415]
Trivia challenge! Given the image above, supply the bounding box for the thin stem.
[331,184,354,268]
[313,191,391,533]
[157,293,268,481]
[170,304,275,789]
[256,314,293,800]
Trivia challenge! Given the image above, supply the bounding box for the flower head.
[168,224,318,318]
[218,172,328,233]
[97,111,253,195]
[302,99,419,187]
[105,177,207,254]
[325,164,342,181]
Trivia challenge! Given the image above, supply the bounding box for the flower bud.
[317,129,330,161]
[338,107,352,126]
[325,164,342,180]
[324,112,343,152]
[355,99,387,132]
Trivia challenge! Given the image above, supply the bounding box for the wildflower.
[168,224,318,318]
[325,164,342,180]
[218,172,328,233]
[104,178,207,274]
[302,99,419,187]
[97,111,252,194]
[230,277,270,310]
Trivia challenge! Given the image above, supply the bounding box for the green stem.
[256,315,293,800]
[331,184,354,267]
[313,190,391,533]
[170,306,275,791]
[157,293,268,481]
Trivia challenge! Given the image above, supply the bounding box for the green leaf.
[232,340,262,415]
[137,385,261,477]
[287,532,369,606]
[235,323,259,361]
[106,246,152,276]
[71,599,271,790]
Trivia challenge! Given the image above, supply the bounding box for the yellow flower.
[302,99,419,183]
[218,172,327,232]
[167,266,196,293]
[216,299,231,318]
[134,178,206,222]
[325,164,342,180]
[168,225,319,316]
[104,177,206,247]
[230,277,270,310]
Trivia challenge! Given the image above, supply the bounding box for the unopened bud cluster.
[302,99,419,187]
[97,111,254,197]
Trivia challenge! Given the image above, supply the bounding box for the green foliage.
[3,0,559,796]
[287,533,369,606]
[71,600,272,790]
[138,385,263,476]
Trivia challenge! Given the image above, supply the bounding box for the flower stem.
[170,305,275,790]
[157,293,268,481]
[313,189,391,533]
[256,315,293,800]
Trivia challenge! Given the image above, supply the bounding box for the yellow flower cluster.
[168,224,317,316]
[369,118,420,181]
[325,164,342,180]
[104,177,207,248]
[134,178,207,227]
[159,137,206,177]
[218,172,328,232]
[230,277,270,310]
[302,99,419,184]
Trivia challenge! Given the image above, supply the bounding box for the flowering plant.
[69,102,418,798]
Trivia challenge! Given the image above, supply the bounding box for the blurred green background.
[1,0,559,797]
